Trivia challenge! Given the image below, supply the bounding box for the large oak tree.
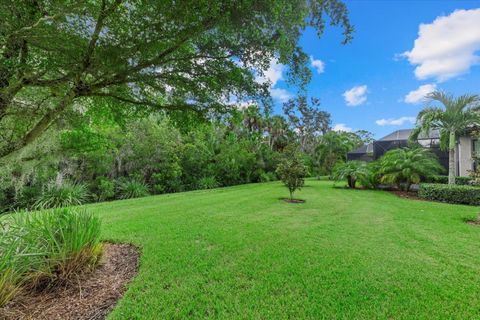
[0,0,352,159]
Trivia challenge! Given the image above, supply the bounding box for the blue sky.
[270,0,480,139]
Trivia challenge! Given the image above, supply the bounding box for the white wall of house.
[457,136,474,176]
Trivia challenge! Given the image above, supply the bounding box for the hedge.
[425,175,474,186]
[426,175,448,184]
[418,183,480,206]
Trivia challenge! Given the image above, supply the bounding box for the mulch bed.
[283,198,305,204]
[466,219,480,226]
[0,243,139,320]
[390,190,425,201]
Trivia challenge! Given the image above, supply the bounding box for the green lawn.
[91,180,480,319]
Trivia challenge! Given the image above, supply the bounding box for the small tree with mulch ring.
[276,144,309,201]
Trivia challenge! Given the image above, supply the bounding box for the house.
[347,129,478,177]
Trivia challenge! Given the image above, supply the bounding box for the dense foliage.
[314,130,370,175]
[418,183,480,206]
[0,208,102,307]
[0,102,372,212]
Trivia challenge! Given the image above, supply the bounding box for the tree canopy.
[0,0,353,159]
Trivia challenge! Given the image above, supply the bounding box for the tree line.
[0,99,372,212]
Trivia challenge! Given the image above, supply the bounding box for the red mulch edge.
[0,243,139,320]
[283,198,306,204]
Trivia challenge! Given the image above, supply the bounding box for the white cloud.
[255,58,285,86]
[403,9,480,82]
[270,88,292,103]
[332,123,352,132]
[376,116,416,126]
[255,58,293,103]
[343,85,368,106]
[404,83,437,104]
[310,56,325,74]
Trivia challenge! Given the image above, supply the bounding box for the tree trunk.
[347,176,356,188]
[448,131,456,185]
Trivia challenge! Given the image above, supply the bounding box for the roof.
[378,129,412,141]
[349,143,373,154]
[378,129,440,141]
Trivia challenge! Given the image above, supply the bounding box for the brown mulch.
[283,198,305,204]
[0,243,139,320]
[390,190,425,201]
[466,219,480,226]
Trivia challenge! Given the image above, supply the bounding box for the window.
[474,140,480,158]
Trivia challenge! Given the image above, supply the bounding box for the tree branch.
[82,0,123,71]
[88,92,203,114]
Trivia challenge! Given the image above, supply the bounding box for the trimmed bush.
[455,176,473,186]
[425,175,473,186]
[418,183,480,206]
[425,175,448,184]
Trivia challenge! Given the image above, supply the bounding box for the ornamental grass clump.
[0,207,102,306]
[34,180,90,209]
[0,237,23,308]
[116,178,150,199]
[21,208,103,288]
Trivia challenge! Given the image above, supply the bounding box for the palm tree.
[332,161,370,189]
[379,147,444,191]
[411,92,480,184]
[265,115,289,150]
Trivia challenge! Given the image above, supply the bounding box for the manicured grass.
[90,180,480,319]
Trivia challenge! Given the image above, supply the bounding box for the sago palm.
[379,147,444,191]
[332,161,369,189]
[411,92,480,184]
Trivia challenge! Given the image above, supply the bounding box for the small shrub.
[151,173,166,194]
[468,164,480,186]
[16,185,42,210]
[418,183,480,206]
[332,161,369,189]
[91,177,115,202]
[116,178,150,199]
[197,176,219,190]
[34,180,89,209]
[259,172,277,183]
[276,144,309,200]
